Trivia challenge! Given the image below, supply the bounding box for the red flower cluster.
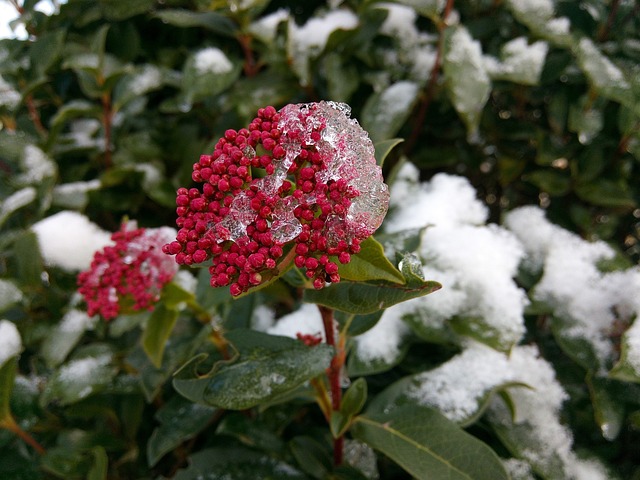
[78,222,178,320]
[163,102,389,296]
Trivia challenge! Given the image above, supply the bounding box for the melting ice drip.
[218,101,389,245]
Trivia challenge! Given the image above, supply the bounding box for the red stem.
[597,0,620,41]
[404,0,455,155]
[238,34,259,77]
[319,305,344,466]
[101,92,113,168]
[2,416,46,455]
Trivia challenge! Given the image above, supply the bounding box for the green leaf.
[374,138,403,167]
[324,53,359,104]
[610,321,640,383]
[173,329,333,409]
[161,281,196,310]
[376,228,425,261]
[551,316,601,371]
[587,375,625,440]
[0,188,37,228]
[0,279,23,313]
[304,279,441,315]
[338,236,404,285]
[40,349,118,406]
[40,310,95,368]
[49,100,102,135]
[153,9,237,36]
[113,64,164,111]
[173,447,307,480]
[568,100,603,145]
[347,340,410,377]
[181,50,242,105]
[14,230,44,288]
[86,446,108,480]
[30,28,66,77]
[574,38,634,107]
[523,170,571,196]
[216,412,285,454]
[142,304,179,368]
[575,180,636,208]
[351,405,509,480]
[366,371,531,428]
[338,310,383,337]
[360,81,419,142]
[341,377,368,418]
[289,436,331,480]
[394,0,443,20]
[147,395,217,466]
[99,0,155,20]
[442,25,491,141]
[450,315,518,353]
[330,411,351,439]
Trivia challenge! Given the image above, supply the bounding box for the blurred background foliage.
[1,0,639,479]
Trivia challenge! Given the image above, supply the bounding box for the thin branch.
[101,92,113,168]
[597,0,620,42]
[237,34,259,77]
[25,94,47,137]
[404,0,455,156]
[319,305,344,466]
[1,416,46,455]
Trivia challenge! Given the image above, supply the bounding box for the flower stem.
[1,415,46,455]
[405,0,455,155]
[319,305,345,466]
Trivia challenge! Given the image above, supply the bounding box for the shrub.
[1,1,639,479]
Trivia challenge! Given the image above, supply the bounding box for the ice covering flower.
[78,222,178,320]
[163,102,389,295]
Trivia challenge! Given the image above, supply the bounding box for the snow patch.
[32,211,113,272]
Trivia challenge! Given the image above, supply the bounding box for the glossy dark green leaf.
[14,230,44,288]
[142,304,179,368]
[30,28,66,76]
[338,236,404,285]
[347,341,410,377]
[352,405,509,480]
[324,53,359,104]
[374,138,404,167]
[330,411,350,439]
[172,447,307,480]
[341,377,367,418]
[375,228,425,261]
[587,375,625,440]
[360,82,419,142]
[98,0,155,21]
[304,278,441,315]
[86,446,108,480]
[551,316,601,372]
[40,348,117,406]
[610,322,640,383]
[173,329,333,409]
[524,170,571,196]
[575,180,636,208]
[40,310,95,368]
[0,279,23,313]
[289,436,331,480]
[0,443,42,480]
[127,323,210,402]
[442,26,491,140]
[336,310,383,337]
[147,395,217,466]
[161,281,196,310]
[153,9,236,36]
[216,412,285,454]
